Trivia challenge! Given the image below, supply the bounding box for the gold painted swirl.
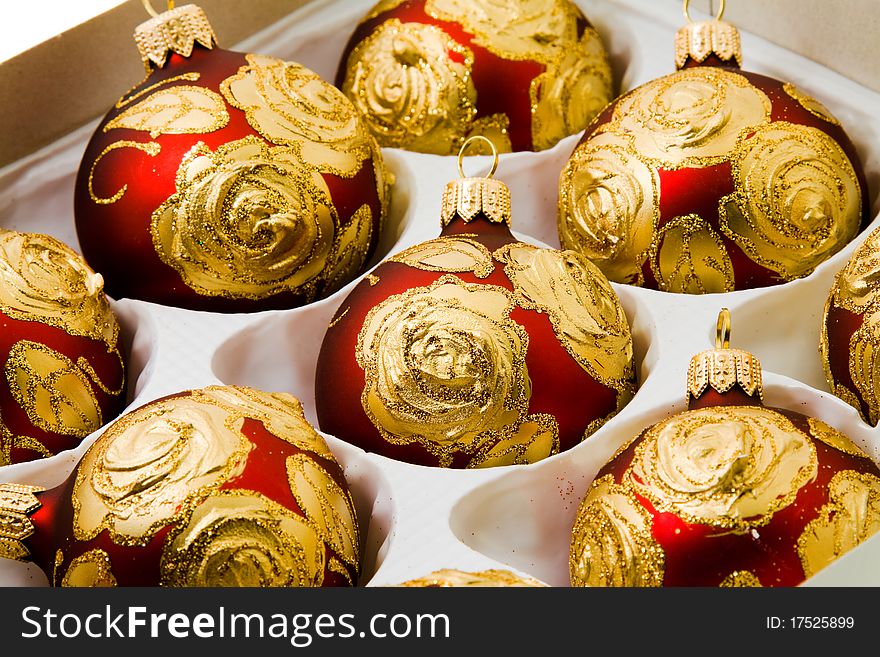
[652,213,735,294]
[570,475,665,587]
[495,243,634,391]
[0,230,118,347]
[161,491,326,587]
[722,122,861,280]
[719,571,762,587]
[629,406,817,530]
[5,340,102,439]
[426,0,578,62]
[287,453,360,569]
[398,568,547,587]
[151,137,339,300]
[341,19,477,154]
[197,386,335,461]
[611,68,771,168]
[72,394,252,545]
[783,82,841,126]
[807,417,869,458]
[356,275,530,465]
[221,54,375,177]
[832,225,880,315]
[60,549,117,587]
[530,28,612,151]
[847,308,880,426]
[558,131,660,285]
[798,470,880,579]
[468,413,558,468]
[389,235,494,278]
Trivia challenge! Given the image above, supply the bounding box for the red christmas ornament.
[0,230,125,465]
[821,225,880,425]
[336,0,613,154]
[570,310,880,587]
[316,137,635,468]
[0,386,360,587]
[558,1,869,293]
[74,3,389,312]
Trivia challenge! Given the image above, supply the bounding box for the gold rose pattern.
[356,275,535,466]
[61,549,117,588]
[389,236,495,278]
[70,385,359,587]
[397,568,547,587]
[797,470,880,579]
[630,406,817,531]
[823,226,880,425]
[570,475,665,587]
[342,1,612,152]
[93,55,385,302]
[152,137,343,300]
[559,68,862,291]
[783,82,841,126]
[0,230,122,463]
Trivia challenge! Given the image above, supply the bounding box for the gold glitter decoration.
[323,204,375,295]
[467,412,558,468]
[114,72,201,109]
[798,470,880,578]
[719,570,762,587]
[425,0,578,62]
[0,423,53,465]
[611,67,771,169]
[783,82,841,126]
[390,236,495,278]
[221,54,375,177]
[5,340,102,439]
[61,549,117,587]
[134,4,217,71]
[495,243,634,393]
[88,140,162,205]
[674,20,742,69]
[466,114,512,154]
[807,417,869,458]
[151,137,344,301]
[721,122,861,280]
[53,550,63,586]
[104,85,229,138]
[286,453,360,569]
[364,0,410,22]
[72,394,252,545]
[833,226,880,315]
[160,491,326,587]
[329,557,354,585]
[196,386,335,461]
[558,131,660,285]
[847,308,880,426]
[0,230,120,348]
[570,475,665,587]
[341,19,477,154]
[629,406,817,531]
[356,275,531,466]
[652,214,735,294]
[397,568,547,587]
[530,27,612,152]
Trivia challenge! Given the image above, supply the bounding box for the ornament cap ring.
[716,307,731,349]
[141,0,175,18]
[458,136,499,179]
[683,0,725,23]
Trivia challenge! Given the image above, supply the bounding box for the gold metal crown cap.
[441,136,511,227]
[0,483,45,562]
[134,4,218,71]
[674,0,742,69]
[686,309,764,403]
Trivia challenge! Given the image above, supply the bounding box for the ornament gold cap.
[687,308,763,403]
[134,2,218,71]
[441,136,511,227]
[675,0,742,69]
[0,483,45,562]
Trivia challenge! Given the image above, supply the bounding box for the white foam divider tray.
[1,0,879,587]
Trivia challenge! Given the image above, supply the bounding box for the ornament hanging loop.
[715,308,731,349]
[457,136,499,179]
[683,0,726,23]
[141,0,175,18]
